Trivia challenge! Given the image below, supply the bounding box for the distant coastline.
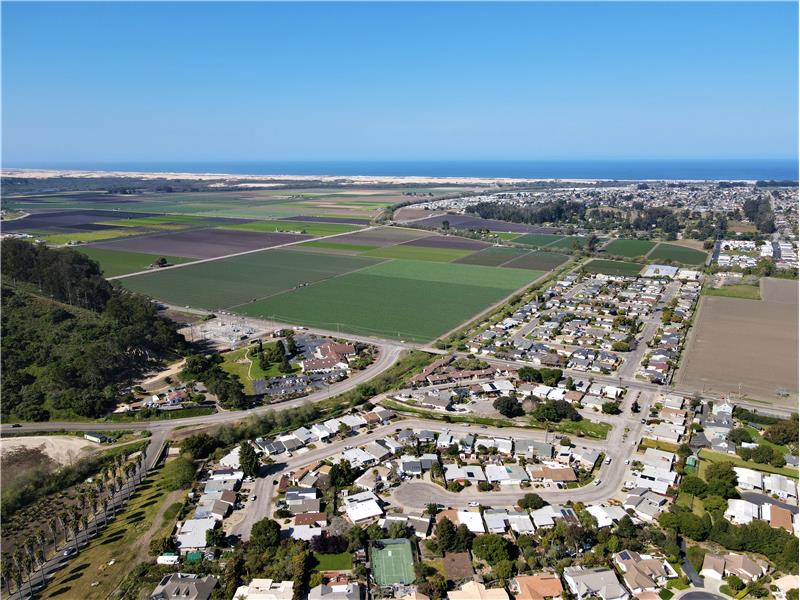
[2,158,797,183]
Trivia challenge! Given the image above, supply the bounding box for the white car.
[468,501,480,507]
[624,459,630,465]
[593,479,601,486]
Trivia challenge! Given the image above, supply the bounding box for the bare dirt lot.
[0,435,96,467]
[678,278,798,406]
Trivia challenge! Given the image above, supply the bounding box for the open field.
[679,278,798,405]
[0,435,96,467]
[364,244,473,262]
[698,449,799,479]
[604,239,656,257]
[91,228,311,259]
[39,465,181,600]
[122,248,383,309]
[327,226,428,247]
[78,247,193,277]
[581,259,644,276]
[502,250,571,271]
[403,235,491,251]
[5,187,435,221]
[513,233,564,247]
[223,220,363,236]
[702,283,761,300]
[454,246,530,267]
[547,235,586,250]
[648,243,708,265]
[237,259,543,342]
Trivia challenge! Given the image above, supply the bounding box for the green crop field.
[301,241,379,252]
[99,214,214,228]
[604,239,656,257]
[237,259,543,342]
[120,249,383,309]
[223,220,363,236]
[454,246,530,267]
[582,259,644,276]
[513,233,564,247]
[492,232,523,241]
[547,235,587,249]
[649,243,708,265]
[79,247,193,277]
[363,244,473,262]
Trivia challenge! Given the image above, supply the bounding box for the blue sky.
[2,1,797,164]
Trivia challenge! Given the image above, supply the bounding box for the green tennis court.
[371,539,415,585]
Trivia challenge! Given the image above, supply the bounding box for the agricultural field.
[119,225,558,342]
[581,259,644,276]
[604,238,656,257]
[547,235,587,250]
[121,248,382,309]
[411,214,554,234]
[4,186,459,222]
[237,259,543,342]
[79,247,193,277]
[222,219,363,236]
[90,228,311,259]
[454,246,530,267]
[502,250,570,271]
[648,243,708,265]
[513,233,564,247]
[679,278,798,406]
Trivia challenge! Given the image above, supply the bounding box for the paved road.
[0,345,406,436]
[389,392,653,511]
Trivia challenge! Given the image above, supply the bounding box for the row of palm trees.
[1,449,148,598]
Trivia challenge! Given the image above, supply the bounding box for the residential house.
[233,579,295,600]
[700,554,768,582]
[309,583,361,600]
[448,581,510,600]
[512,574,563,600]
[613,551,676,593]
[150,573,217,600]
[562,567,629,600]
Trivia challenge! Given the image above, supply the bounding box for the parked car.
[63,547,77,557]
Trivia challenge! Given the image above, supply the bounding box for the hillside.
[1,239,186,421]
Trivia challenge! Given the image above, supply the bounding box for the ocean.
[5,159,798,181]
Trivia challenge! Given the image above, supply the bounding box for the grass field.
[492,232,523,241]
[605,239,656,257]
[513,233,564,247]
[371,539,415,585]
[40,465,179,600]
[223,220,363,236]
[79,247,193,277]
[364,244,473,262]
[220,345,300,393]
[42,228,152,244]
[702,284,761,300]
[648,243,708,265]
[313,552,353,571]
[238,259,542,342]
[121,249,383,309]
[98,215,214,228]
[581,259,644,276]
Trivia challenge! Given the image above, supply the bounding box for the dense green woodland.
[1,239,185,420]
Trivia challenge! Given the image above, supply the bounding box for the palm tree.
[47,516,60,553]
[114,475,124,504]
[33,535,46,588]
[79,516,89,545]
[89,496,100,536]
[100,497,110,527]
[136,453,145,482]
